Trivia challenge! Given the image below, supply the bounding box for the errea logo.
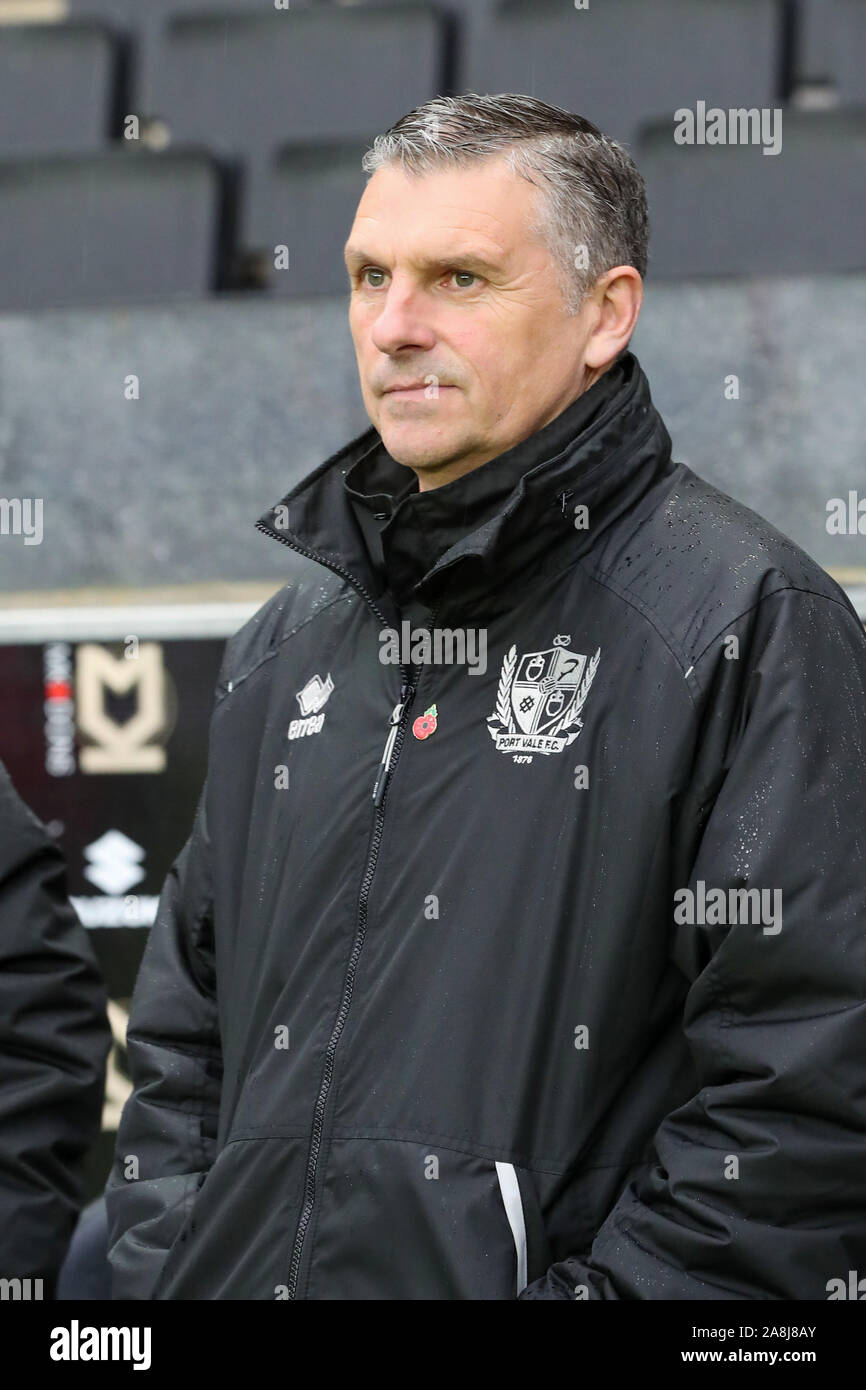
[289,672,334,740]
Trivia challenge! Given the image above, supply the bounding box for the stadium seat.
[0,148,223,310]
[795,0,834,84]
[265,141,369,297]
[66,0,272,109]
[145,5,445,246]
[464,0,785,147]
[0,21,117,156]
[832,0,866,103]
[794,0,866,95]
[638,109,866,277]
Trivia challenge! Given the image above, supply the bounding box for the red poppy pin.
[412,704,438,740]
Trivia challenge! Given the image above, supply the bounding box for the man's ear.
[583,266,643,371]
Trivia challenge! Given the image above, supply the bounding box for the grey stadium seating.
[266,140,370,297]
[1,0,863,303]
[462,0,785,148]
[793,1,866,93]
[796,0,836,83]
[136,5,445,246]
[66,0,277,111]
[0,148,222,310]
[832,0,866,103]
[0,21,117,156]
[639,109,866,278]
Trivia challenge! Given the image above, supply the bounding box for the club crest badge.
[486,635,600,756]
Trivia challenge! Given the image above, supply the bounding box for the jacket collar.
[256,351,674,616]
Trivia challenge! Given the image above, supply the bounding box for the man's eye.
[356,267,478,289]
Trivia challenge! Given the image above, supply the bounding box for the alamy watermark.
[0,1276,43,1300]
[0,496,43,545]
[674,102,782,156]
[49,1321,151,1370]
[826,491,866,534]
[674,880,782,934]
[379,622,487,675]
[827,1271,866,1299]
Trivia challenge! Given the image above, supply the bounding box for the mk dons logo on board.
[76,642,168,773]
[486,635,600,757]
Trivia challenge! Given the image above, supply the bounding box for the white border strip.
[0,584,861,646]
[0,603,261,643]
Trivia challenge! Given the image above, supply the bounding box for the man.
[0,760,111,1297]
[106,94,866,1300]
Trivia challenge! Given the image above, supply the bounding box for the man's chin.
[376,424,468,474]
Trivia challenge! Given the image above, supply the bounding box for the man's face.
[344,156,600,489]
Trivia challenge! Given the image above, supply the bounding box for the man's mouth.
[382,384,456,398]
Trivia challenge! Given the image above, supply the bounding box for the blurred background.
[0,0,864,1217]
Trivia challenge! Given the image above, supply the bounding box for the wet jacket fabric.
[105,352,866,1300]
[0,761,111,1294]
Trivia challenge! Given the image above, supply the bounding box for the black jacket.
[0,761,111,1293]
[106,353,866,1299]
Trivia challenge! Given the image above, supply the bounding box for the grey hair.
[360,93,648,316]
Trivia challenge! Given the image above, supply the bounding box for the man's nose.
[369,280,437,356]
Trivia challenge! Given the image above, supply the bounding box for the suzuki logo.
[83,830,146,897]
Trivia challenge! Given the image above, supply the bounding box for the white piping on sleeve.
[495,1160,528,1295]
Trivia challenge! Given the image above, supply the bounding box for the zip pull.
[372,692,410,806]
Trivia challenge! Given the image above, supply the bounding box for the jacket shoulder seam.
[215,586,355,703]
[690,582,862,673]
[577,558,701,713]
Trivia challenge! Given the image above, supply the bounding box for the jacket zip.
[372,695,409,806]
[253,517,441,1298]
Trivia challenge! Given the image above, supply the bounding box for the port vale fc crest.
[486,634,601,756]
